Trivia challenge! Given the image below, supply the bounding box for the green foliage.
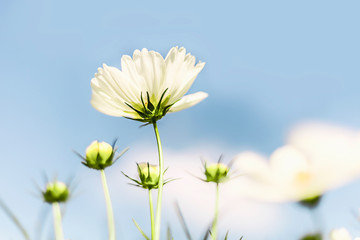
[0,199,30,240]
[132,218,150,240]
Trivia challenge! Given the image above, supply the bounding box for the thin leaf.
[201,228,210,240]
[0,199,30,240]
[113,147,130,163]
[217,154,224,164]
[146,92,155,111]
[111,138,118,149]
[121,171,142,185]
[224,231,229,240]
[125,102,146,118]
[167,226,174,240]
[155,88,169,115]
[72,150,86,161]
[132,218,150,240]
[174,202,193,240]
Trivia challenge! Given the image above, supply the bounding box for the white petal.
[102,64,140,103]
[132,48,166,101]
[91,90,138,118]
[269,145,309,180]
[287,122,360,191]
[90,66,140,118]
[168,91,208,113]
[234,152,270,178]
[170,61,206,103]
[330,228,352,240]
[164,47,205,104]
[91,64,139,105]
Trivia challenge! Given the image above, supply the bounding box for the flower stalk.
[153,121,164,240]
[211,183,220,240]
[149,189,155,240]
[101,169,115,240]
[52,202,64,240]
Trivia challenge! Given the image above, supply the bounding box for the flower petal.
[132,49,166,101]
[330,228,352,240]
[164,47,205,104]
[168,91,208,112]
[91,91,138,118]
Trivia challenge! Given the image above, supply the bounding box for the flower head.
[137,162,160,189]
[205,163,229,183]
[76,140,128,170]
[42,181,69,204]
[235,145,329,203]
[234,122,360,203]
[197,156,233,184]
[122,162,173,190]
[90,47,207,123]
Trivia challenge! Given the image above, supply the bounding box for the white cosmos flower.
[90,47,207,122]
[287,122,360,188]
[235,145,326,202]
[330,228,360,240]
[234,122,360,202]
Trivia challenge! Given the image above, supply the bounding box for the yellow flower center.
[294,171,312,186]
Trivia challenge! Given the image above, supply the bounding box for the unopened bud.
[42,181,69,203]
[205,163,229,183]
[137,162,160,189]
[84,141,114,170]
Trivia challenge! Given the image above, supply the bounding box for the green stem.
[149,189,155,240]
[101,169,115,240]
[211,184,220,240]
[52,202,64,240]
[153,121,164,240]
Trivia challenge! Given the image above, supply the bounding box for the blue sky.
[1,0,360,239]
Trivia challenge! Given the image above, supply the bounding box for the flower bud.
[84,141,114,170]
[205,163,229,183]
[299,195,322,209]
[137,162,160,189]
[42,181,69,203]
[300,233,322,240]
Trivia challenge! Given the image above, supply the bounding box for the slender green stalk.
[149,189,155,240]
[211,184,220,240]
[0,199,30,240]
[100,169,115,240]
[52,202,64,240]
[153,121,164,240]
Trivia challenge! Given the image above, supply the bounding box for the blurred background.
[1,0,360,239]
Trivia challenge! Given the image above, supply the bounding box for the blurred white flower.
[90,47,207,122]
[234,122,360,202]
[288,122,360,189]
[330,228,360,240]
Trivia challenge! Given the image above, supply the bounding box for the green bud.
[122,162,173,190]
[299,233,322,240]
[299,195,322,209]
[42,181,69,203]
[205,163,229,183]
[137,162,160,189]
[84,141,114,170]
